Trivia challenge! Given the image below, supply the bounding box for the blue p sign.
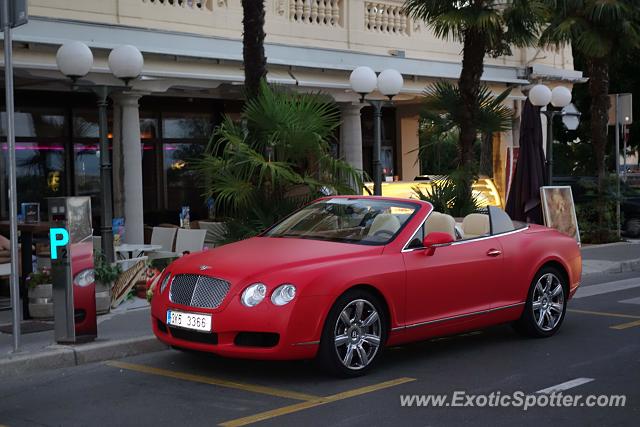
[50,228,69,260]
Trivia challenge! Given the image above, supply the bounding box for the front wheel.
[513,267,567,338]
[317,290,387,377]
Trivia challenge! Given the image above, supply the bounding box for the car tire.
[513,266,568,338]
[624,218,640,238]
[317,289,387,377]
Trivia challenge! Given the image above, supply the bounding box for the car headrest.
[425,212,456,240]
[462,213,490,239]
[368,214,402,237]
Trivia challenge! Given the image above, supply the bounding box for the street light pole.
[528,84,574,187]
[56,43,144,263]
[542,109,558,186]
[95,86,115,263]
[349,67,403,197]
[2,0,22,352]
[370,100,383,196]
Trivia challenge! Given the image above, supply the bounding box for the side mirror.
[422,232,454,255]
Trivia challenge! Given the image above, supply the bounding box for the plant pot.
[95,280,112,314]
[28,283,53,319]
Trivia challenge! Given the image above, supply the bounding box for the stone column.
[112,92,144,244]
[339,103,364,190]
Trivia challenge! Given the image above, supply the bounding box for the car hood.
[168,236,382,288]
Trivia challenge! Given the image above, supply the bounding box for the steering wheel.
[373,229,394,239]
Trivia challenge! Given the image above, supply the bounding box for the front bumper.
[151,290,333,360]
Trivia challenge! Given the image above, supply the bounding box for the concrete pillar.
[112,92,144,244]
[339,103,364,171]
[396,105,421,180]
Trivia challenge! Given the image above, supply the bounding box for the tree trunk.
[586,57,611,242]
[458,29,486,171]
[241,0,267,100]
[479,132,493,177]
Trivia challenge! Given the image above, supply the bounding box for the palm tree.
[241,0,267,100]
[421,81,513,176]
[194,83,363,242]
[540,0,640,241]
[404,0,547,169]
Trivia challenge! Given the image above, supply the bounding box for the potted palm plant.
[27,267,53,319]
[94,253,121,314]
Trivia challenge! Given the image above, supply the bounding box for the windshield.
[263,198,419,245]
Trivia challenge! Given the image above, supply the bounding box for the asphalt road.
[1,271,639,427]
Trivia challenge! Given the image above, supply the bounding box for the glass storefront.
[0,91,223,225]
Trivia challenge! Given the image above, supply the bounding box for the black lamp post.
[349,67,404,196]
[56,43,144,263]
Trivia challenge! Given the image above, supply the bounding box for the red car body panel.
[151,196,582,360]
[71,241,97,337]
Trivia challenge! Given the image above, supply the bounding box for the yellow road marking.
[106,361,320,402]
[611,319,640,330]
[568,309,640,329]
[568,309,640,319]
[219,377,416,427]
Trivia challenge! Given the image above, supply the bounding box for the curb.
[0,336,168,378]
[582,258,640,278]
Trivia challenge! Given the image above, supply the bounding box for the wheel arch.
[333,284,393,342]
[537,259,570,294]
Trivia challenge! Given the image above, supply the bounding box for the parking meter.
[48,197,97,343]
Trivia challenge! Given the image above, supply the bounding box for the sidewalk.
[581,241,640,277]
[0,298,167,377]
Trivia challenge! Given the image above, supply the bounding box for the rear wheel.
[317,290,387,377]
[513,267,567,338]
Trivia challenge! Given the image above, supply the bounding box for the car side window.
[406,224,425,249]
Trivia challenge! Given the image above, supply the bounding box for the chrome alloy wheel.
[532,273,565,332]
[333,299,382,370]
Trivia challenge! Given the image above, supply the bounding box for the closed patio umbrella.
[505,99,546,224]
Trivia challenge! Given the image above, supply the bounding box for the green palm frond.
[540,0,640,58]
[193,83,358,243]
[422,80,513,134]
[404,1,546,53]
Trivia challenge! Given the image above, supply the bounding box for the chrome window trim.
[390,302,526,332]
[401,212,529,253]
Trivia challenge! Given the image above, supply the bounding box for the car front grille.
[169,274,231,309]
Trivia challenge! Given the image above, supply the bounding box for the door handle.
[486,249,502,257]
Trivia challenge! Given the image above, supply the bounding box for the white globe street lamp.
[349,67,404,195]
[527,83,577,185]
[551,86,572,108]
[349,66,378,97]
[108,45,144,83]
[55,41,94,80]
[528,84,552,107]
[55,42,145,263]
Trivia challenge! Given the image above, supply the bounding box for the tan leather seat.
[424,212,456,240]
[368,214,401,236]
[462,213,490,239]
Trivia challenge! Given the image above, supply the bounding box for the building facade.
[0,0,583,242]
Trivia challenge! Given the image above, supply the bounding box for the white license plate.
[166,310,212,332]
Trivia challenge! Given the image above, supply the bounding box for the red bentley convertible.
[151,196,582,376]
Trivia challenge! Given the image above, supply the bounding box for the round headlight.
[241,283,267,307]
[73,269,95,287]
[160,273,172,294]
[271,284,296,306]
